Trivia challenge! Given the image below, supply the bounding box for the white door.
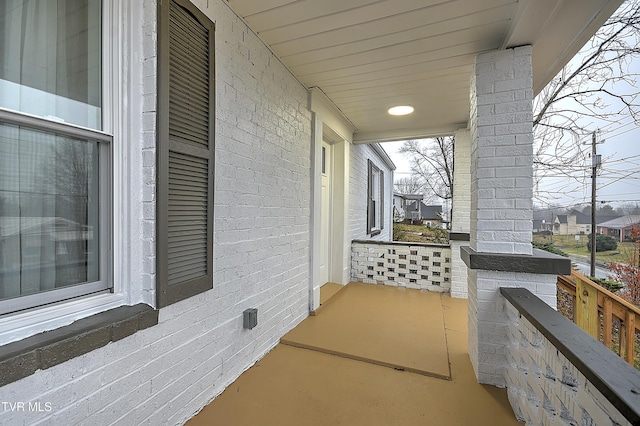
[319,141,332,285]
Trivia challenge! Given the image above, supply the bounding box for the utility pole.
[590,131,601,277]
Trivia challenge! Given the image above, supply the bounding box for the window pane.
[0,122,100,301]
[0,0,102,130]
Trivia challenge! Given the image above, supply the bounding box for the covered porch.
[188,282,520,425]
[189,255,640,425]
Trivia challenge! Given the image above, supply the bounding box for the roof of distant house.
[556,210,622,225]
[393,192,424,200]
[597,215,640,230]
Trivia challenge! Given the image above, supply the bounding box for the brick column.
[465,46,566,387]
[450,129,471,298]
[470,47,534,255]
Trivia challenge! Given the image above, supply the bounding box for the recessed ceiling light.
[388,105,414,116]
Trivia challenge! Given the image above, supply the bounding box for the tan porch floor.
[187,283,520,426]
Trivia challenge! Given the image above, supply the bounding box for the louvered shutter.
[157,0,214,307]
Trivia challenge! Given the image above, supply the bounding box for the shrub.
[532,241,568,257]
[586,234,618,252]
[589,277,623,293]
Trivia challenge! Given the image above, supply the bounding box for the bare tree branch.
[534,0,640,204]
[398,137,454,203]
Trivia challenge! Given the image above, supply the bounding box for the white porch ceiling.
[225,0,624,143]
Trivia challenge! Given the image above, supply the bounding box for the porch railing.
[502,287,640,425]
[557,270,640,369]
[351,240,451,292]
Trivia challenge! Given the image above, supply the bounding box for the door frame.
[309,89,354,311]
[319,139,333,286]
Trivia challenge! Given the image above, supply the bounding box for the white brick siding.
[139,0,158,305]
[467,270,557,387]
[450,240,468,298]
[451,130,471,235]
[0,1,312,424]
[349,143,394,242]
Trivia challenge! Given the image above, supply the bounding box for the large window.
[0,0,110,315]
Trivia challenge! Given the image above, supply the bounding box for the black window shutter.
[157,0,215,307]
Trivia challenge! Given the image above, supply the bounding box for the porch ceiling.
[225,0,623,143]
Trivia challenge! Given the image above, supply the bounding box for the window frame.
[367,159,385,236]
[0,0,134,345]
[0,111,113,315]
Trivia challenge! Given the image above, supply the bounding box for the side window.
[0,0,111,315]
[367,160,385,236]
[157,0,215,307]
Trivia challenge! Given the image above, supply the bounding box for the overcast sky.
[383,122,640,211]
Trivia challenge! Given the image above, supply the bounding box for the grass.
[533,234,637,264]
[393,223,448,244]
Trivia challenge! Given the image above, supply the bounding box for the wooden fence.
[557,271,640,368]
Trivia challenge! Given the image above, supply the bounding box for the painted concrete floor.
[282,282,450,379]
[187,283,520,426]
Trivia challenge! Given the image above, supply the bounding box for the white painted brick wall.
[504,300,633,426]
[470,46,534,255]
[451,130,471,235]
[0,1,312,424]
[467,270,557,386]
[450,241,468,298]
[349,143,393,242]
[139,0,158,305]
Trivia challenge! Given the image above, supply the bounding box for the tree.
[533,0,640,203]
[581,203,622,216]
[619,202,640,215]
[394,175,426,196]
[587,233,618,252]
[397,1,640,206]
[608,228,640,306]
[398,136,454,204]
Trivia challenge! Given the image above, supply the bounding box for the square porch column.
[464,46,570,386]
[450,129,471,299]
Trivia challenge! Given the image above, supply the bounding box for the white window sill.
[0,293,127,346]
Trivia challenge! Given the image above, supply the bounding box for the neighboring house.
[0,0,621,424]
[404,201,443,227]
[392,193,424,222]
[553,209,622,235]
[533,219,548,233]
[597,215,640,242]
[532,209,554,233]
[351,143,395,241]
